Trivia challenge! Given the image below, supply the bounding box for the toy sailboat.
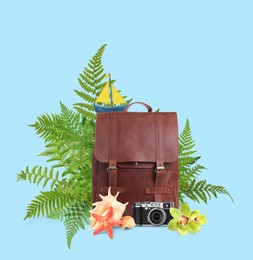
[94,74,128,112]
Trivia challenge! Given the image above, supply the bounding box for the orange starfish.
[92,206,122,239]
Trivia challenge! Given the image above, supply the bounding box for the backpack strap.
[108,112,118,187]
[155,113,166,201]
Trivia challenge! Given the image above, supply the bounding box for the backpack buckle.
[155,166,165,173]
[107,166,118,172]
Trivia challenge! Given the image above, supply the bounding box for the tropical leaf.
[19,102,93,248]
[64,205,90,248]
[48,204,90,248]
[24,190,74,220]
[179,119,196,157]
[178,119,233,204]
[29,113,62,142]
[181,179,234,204]
[73,44,107,120]
[17,166,60,190]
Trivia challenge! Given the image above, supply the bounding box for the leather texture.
[92,102,178,216]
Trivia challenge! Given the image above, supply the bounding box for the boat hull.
[94,104,127,113]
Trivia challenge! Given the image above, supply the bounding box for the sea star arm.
[106,226,113,239]
[91,207,122,239]
[93,224,105,236]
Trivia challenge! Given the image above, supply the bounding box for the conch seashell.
[120,216,136,229]
[90,187,128,230]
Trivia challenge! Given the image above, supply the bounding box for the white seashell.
[89,187,128,229]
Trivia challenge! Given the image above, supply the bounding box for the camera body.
[133,202,174,226]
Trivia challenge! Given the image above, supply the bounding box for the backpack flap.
[94,112,178,164]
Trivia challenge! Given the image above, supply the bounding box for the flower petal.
[180,204,191,217]
[187,221,201,233]
[190,210,200,220]
[178,226,188,236]
[168,219,178,231]
[170,208,181,220]
[197,215,208,225]
[198,214,207,220]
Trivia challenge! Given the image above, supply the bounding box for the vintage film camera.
[133,202,174,226]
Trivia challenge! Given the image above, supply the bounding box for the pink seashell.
[89,187,128,230]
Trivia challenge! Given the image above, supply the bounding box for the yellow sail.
[95,77,126,106]
[112,85,126,105]
[95,82,111,104]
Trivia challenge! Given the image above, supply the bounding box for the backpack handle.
[123,102,153,112]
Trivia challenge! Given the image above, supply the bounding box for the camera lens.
[147,208,166,225]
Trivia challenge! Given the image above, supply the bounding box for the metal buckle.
[107,166,118,172]
[155,166,165,173]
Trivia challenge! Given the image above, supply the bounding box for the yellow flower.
[168,204,207,236]
[190,210,208,225]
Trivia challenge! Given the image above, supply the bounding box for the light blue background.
[1,0,252,259]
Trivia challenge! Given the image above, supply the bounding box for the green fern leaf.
[73,44,107,119]
[179,119,196,157]
[73,102,95,112]
[32,102,94,171]
[74,90,96,104]
[24,190,73,220]
[184,189,200,203]
[29,113,62,142]
[181,164,206,177]
[179,156,201,171]
[64,205,90,249]
[178,119,233,205]
[17,166,60,190]
[65,218,80,249]
[77,76,96,94]
[74,107,96,120]
[47,204,90,248]
[182,179,234,204]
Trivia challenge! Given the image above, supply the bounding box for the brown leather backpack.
[92,102,178,216]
